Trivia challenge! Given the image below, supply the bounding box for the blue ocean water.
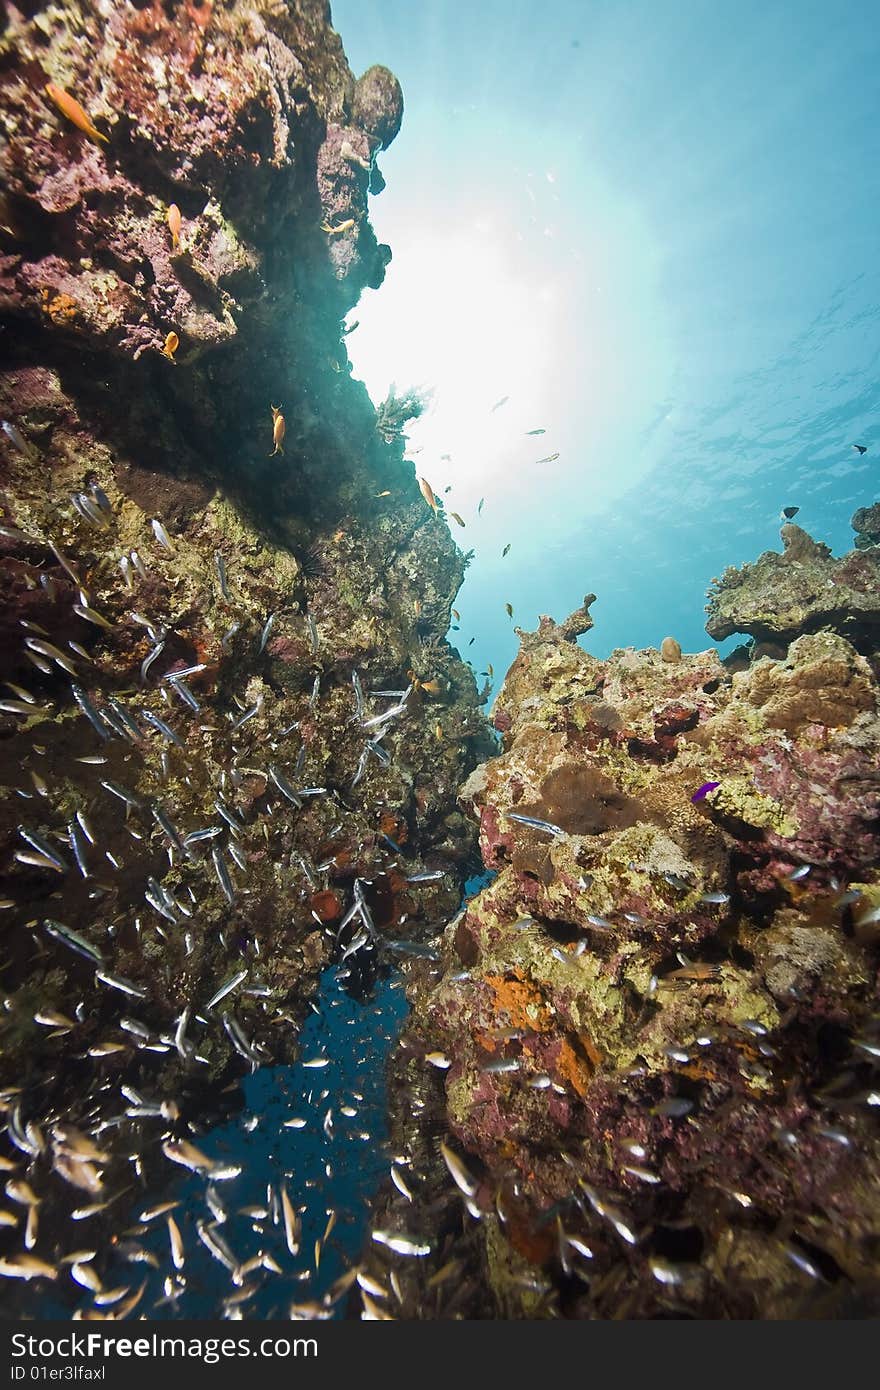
[23,967,409,1320]
[333,0,880,680]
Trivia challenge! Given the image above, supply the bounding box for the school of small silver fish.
[0,464,490,1320]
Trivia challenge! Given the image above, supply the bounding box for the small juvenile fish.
[223,1015,265,1068]
[160,332,179,364]
[623,1164,661,1184]
[425,1052,451,1069]
[525,428,546,435]
[24,636,77,675]
[34,1009,76,1029]
[418,477,439,515]
[440,1142,478,1198]
[167,204,182,251]
[691,781,721,803]
[167,1214,185,1270]
[391,1166,413,1202]
[535,452,560,464]
[6,1179,40,1207]
[0,1254,57,1281]
[449,512,466,527]
[507,812,566,838]
[2,421,35,457]
[140,641,166,686]
[100,778,142,809]
[68,820,90,878]
[405,870,445,883]
[650,1257,687,1286]
[205,968,248,1012]
[19,826,69,872]
[269,405,285,457]
[44,83,108,145]
[71,492,107,529]
[700,891,730,905]
[784,1243,823,1281]
[151,518,174,550]
[268,764,301,806]
[161,1140,228,1177]
[71,685,111,739]
[371,1230,431,1257]
[502,543,511,557]
[482,1059,519,1074]
[281,1186,300,1256]
[211,846,235,904]
[786,865,811,881]
[816,1126,851,1147]
[650,1097,694,1119]
[141,710,184,748]
[44,919,103,964]
[140,1201,181,1224]
[106,698,142,741]
[302,1057,330,1069]
[95,970,146,999]
[259,612,277,652]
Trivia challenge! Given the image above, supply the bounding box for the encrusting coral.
[363,523,880,1320]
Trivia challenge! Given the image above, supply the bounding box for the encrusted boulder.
[369,532,880,1319]
[705,518,880,656]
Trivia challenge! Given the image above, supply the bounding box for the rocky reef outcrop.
[364,547,880,1319]
[0,1,490,1315]
[705,511,880,661]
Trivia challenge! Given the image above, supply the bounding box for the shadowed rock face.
[0,1,493,1315]
[363,532,880,1320]
[705,516,880,657]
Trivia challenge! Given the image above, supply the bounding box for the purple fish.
[691,781,721,804]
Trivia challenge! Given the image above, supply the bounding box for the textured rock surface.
[364,547,880,1319]
[705,515,880,657]
[0,0,491,1315]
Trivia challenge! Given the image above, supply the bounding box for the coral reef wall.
[366,529,880,1319]
[0,0,490,1311]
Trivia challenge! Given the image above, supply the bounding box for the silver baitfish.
[211,846,235,904]
[507,812,567,838]
[150,519,174,551]
[259,613,277,653]
[215,552,231,601]
[43,919,103,964]
[205,969,249,1012]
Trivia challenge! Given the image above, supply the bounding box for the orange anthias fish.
[44,83,108,146]
[160,331,179,363]
[418,477,439,515]
[167,204,182,251]
[270,405,285,457]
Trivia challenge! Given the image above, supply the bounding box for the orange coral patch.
[40,289,79,324]
[554,1037,596,1099]
[482,971,554,1034]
